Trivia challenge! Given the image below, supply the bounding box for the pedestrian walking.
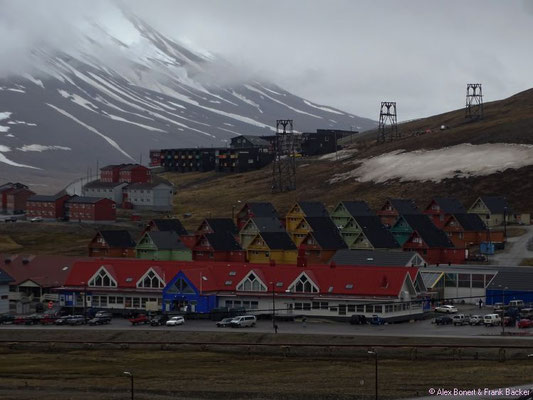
[274,324,278,334]
[302,316,307,328]
[479,298,483,309]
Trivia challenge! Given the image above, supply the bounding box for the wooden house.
[239,217,286,249]
[286,201,329,242]
[330,201,376,230]
[423,197,467,228]
[468,196,515,227]
[66,197,116,222]
[247,232,298,264]
[235,202,279,230]
[89,230,136,258]
[192,232,246,262]
[299,217,347,264]
[144,219,188,237]
[345,216,401,250]
[197,218,238,236]
[399,215,466,265]
[136,231,192,261]
[442,213,498,248]
[377,198,421,227]
[26,193,71,220]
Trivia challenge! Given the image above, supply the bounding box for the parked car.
[509,300,525,309]
[129,314,149,325]
[452,314,469,326]
[484,314,502,327]
[0,314,15,324]
[230,315,257,328]
[54,315,72,325]
[95,311,112,319]
[150,315,169,326]
[349,315,367,325]
[216,317,234,328]
[67,315,87,325]
[435,305,458,313]
[13,316,27,325]
[39,315,57,325]
[4,217,17,222]
[24,314,43,325]
[518,319,533,329]
[434,316,453,325]
[469,315,483,325]
[166,316,185,326]
[493,302,505,311]
[369,315,385,325]
[29,216,43,222]
[88,316,111,325]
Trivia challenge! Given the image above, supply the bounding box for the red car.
[518,319,533,329]
[40,316,57,325]
[13,316,27,325]
[128,314,149,325]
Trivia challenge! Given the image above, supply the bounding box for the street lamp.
[123,371,134,400]
[368,350,378,400]
[498,285,508,335]
[270,282,276,333]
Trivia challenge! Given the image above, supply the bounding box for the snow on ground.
[319,148,358,161]
[0,112,11,121]
[23,74,45,88]
[328,143,533,184]
[304,100,344,115]
[0,145,41,169]
[17,145,71,152]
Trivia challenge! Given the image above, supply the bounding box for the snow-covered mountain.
[0,10,375,190]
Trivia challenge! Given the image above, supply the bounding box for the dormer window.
[237,272,267,292]
[89,268,117,287]
[288,273,319,293]
[137,269,165,289]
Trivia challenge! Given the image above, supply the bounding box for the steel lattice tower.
[271,119,296,193]
[465,83,483,120]
[377,102,398,144]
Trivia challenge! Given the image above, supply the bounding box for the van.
[483,314,502,327]
[230,315,257,328]
[509,300,525,308]
[452,314,468,326]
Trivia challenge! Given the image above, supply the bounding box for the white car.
[435,305,458,313]
[165,316,185,326]
[30,217,43,222]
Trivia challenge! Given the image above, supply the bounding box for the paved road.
[492,225,533,266]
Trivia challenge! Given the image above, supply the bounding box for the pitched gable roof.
[304,217,347,249]
[431,197,466,214]
[452,214,487,231]
[353,216,400,248]
[402,214,454,248]
[258,232,297,250]
[241,202,279,219]
[331,250,424,267]
[203,218,238,235]
[28,193,69,202]
[298,202,329,217]
[98,230,136,248]
[388,199,421,215]
[151,219,188,236]
[0,268,14,284]
[199,232,243,251]
[144,231,188,250]
[249,217,285,232]
[341,201,376,217]
[479,196,513,214]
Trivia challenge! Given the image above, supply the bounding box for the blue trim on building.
[162,271,216,313]
[485,289,533,305]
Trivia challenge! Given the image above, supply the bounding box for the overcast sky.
[1,0,533,120]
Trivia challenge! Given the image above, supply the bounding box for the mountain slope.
[0,12,375,190]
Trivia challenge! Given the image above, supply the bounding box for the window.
[250,301,258,309]
[374,305,383,313]
[458,274,470,288]
[288,274,319,293]
[133,298,140,308]
[312,302,320,310]
[385,305,393,313]
[356,305,364,312]
[100,296,107,307]
[365,305,373,313]
[89,268,117,287]
[138,270,165,288]
[92,296,100,307]
[237,272,267,292]
[320,302,329,310]
[348,305,356,313]
[109,296,116,304]
[117,297,124,304]
[472,274,484,288]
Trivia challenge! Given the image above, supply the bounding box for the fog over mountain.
[0,1,375,189]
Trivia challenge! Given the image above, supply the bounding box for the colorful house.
[392,214,450,246]
[136,231,192,261]
[346,216,401,250]
[377,198,421,227]
[26,193,71,220]
[246,232,298,264]
[400,215,465,265]
[468,196,515,227]
[299,217,347,264]
[88,230,137,258]
[329,200,376,230]
[192,232,246,262]
[144,219,188,237]
[235,202,279,230]
[285,201,329,238]
[442,214,494,248]
[423,197,467,228]
[197,218,238,236]
[239,217,286,249]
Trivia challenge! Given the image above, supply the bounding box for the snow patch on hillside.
[0,145,41,169]
[319,149,358,161]
[17,145,72,152]
[329,143,533,184]
[304,100,344,115]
